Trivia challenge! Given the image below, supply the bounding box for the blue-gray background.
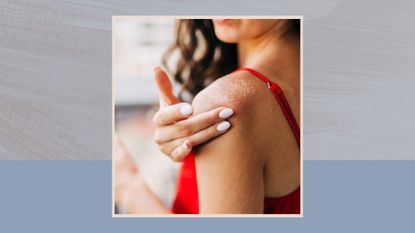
[1,160,414,232]
[0,0,414,232]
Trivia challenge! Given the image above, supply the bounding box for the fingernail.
[217,121,231,132]
[153,66,159,72]
[180,104,193,116]
[182,140,192,150]
[219,108,234,119]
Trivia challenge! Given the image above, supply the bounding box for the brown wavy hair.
[162,19,300,100]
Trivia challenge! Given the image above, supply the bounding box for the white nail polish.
[180,104,193,116]
[219,108,234,119]
[217,121,231,132]
[182,141,191,150]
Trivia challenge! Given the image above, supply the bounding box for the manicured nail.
[217,121,231,132]
[219,108,234,119]
[182,140,192,150]
[153,66,159,72]
[180,104,193,116]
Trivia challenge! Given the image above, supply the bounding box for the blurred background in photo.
[114,18,178,209]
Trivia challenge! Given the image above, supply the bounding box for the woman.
[115,19,301,214]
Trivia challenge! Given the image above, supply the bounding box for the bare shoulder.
[191,71,266,117]
[191,70,300,208]
[191,70,272,171]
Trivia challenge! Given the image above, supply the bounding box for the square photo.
[113,17,302,216]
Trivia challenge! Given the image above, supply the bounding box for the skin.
[151,67,234,162]
[193,72,300,213]
[204,19,301,206]
[114,19,300,214]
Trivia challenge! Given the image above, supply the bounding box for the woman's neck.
[237,23,300,83]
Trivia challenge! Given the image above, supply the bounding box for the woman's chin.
[214,31,240,43]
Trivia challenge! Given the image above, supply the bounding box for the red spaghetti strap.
[231,68,300,146]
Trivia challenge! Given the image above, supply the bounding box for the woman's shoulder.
[191,70,266,116]
[191,69,296,154]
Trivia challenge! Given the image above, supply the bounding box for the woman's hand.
[152,67,234,162]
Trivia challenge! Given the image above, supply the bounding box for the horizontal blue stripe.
[0,161,413,232]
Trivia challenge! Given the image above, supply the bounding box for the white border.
[112,16,303,218]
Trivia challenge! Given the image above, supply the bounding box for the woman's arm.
[191,73,267,214]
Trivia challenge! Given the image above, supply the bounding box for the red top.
[172,68,300,214]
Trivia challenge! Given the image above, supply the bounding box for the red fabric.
[172,153,199,214]
[172,68,300,214]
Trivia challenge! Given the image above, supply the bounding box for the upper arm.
[191,74,266,214]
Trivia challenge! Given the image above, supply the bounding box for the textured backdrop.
[0,0,414,159]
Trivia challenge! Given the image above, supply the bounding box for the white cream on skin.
[195,74,256,110]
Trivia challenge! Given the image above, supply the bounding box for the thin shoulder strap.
[231,67,300,146]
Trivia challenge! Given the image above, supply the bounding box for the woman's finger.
[153,66,178,106]
[165,121,231,162]
[185,120,231,147]
[152,102,193,126]
[156,138,184,159]
[154,107,234,143]
[169,140,192,162]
